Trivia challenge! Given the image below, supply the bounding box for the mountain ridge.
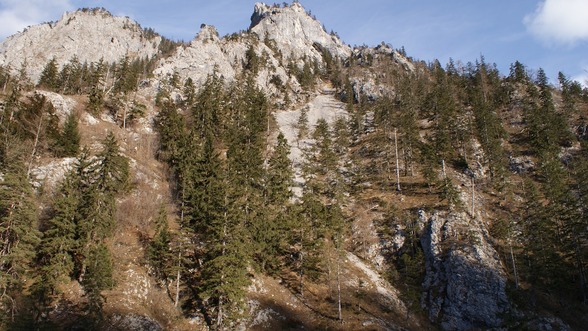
[0,2,587,331]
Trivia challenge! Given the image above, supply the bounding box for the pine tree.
[191,74,225,139]
[15,93,59,175]
[38,57,59,90]
[154,100,188,172]
[147,205,174,293]
[184,135,225,237]
[254,132,294,273]
[183,77,196,107]
[54,112,81,157]
[0,160,41,322]
[87,132,129,240]
[266,132,293,206]
[82,243,115,323]
[311,118,336,176]
[296,106,309,145]
[469,59,508,182]
[32,172,79,305]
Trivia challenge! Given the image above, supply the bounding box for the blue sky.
[1,0,587,85]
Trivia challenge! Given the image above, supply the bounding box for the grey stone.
[0,8,161,83]
[420,211,510,330]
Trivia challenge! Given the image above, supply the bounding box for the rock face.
[155,2,352,98]
[420,211,509,330]
[249,2,351,61]
[0,8,161,83]
[109,314,163,331]
[35,90,77,124]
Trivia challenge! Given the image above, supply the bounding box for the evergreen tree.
[254,132,294,273]
[296,106,309,145]
[154,100,188,172]
[87,132,129,240]
[38,57,59,90]
[183,77,196,107]
[147,205,174,291]
[0,160,41,322]
[32,172,79,305]
[266,132,293,206]
[184,135,225,237]
[191,74,225,139]
[470,59,507,181]
[87,59,106,115]
[54,112,81,157]
[82,243,114,324]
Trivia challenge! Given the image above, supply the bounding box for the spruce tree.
[191,74,225,139]
[82,243,114,323]
[32,172,79,305]
[266,132,293,206]
[147,205,174,292]
[54,112,81,157]
[255,132,294,273]
[38,57,59,90]
[87,132,129,241]
[0,160,41,322]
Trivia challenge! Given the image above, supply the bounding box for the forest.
[1,5,588,331]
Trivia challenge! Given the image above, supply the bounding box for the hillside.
[1,2,588,331]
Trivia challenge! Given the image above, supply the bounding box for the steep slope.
[155,2,350,99]
[0,8,162,83]
[2,2,587,331]
[275,84,348,197]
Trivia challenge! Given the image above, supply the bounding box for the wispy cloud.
[0,0,73,39]
[524,0,588,46]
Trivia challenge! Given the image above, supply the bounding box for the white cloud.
[0,0,73,39]
[524,0,588,46]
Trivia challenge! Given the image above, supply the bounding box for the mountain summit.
[0,8,162,82]
[249,2,351,60]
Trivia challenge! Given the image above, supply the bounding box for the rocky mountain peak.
[0,8,161,83]
[193,24,220,44]
[249,2,351,61]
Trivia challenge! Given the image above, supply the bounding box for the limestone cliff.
[0,8,161,83]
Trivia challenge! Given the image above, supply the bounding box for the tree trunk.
[27,111,44,178]
[441,159,447,179]
[217,299,224,331]
[174,246,181,307]
[394,128,401,191]
[509,239,519,289]
[336,251,343,323]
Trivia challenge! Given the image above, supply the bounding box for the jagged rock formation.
[155,2,351,99]
[0,8,161,82]
[249,2,351,61]
[154,22,293,99]
[420,211,510,330]
[2,2,586,331]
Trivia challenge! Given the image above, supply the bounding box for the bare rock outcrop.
[420,211,510,330]
[0,8,161,83]
[155,2,351,99]
[249,2,351,61]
